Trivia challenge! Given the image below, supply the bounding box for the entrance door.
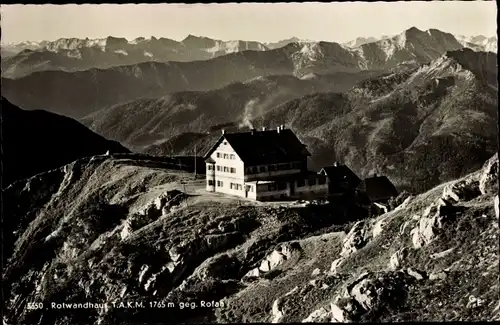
[290,181,295,196]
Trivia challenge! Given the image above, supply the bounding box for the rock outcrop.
[479,153,499,195]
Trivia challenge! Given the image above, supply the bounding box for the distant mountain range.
[1,97,130,188]
[1,35,269,78]
[2,28,496,79]
[2,27,488,119]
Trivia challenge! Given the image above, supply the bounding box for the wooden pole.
[194,144,197,178]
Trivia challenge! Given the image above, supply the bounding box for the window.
[207,165,213,170]
[208,180,214,186]
[223,153,229,159]
[297,179,305,187]
[223,166,229,172]
[308,178,316,186]
[230,167,236,174]
[217,181,224,187]
[277,182,287,190]
[260,166,267,173]
[223,141,228,145]
[216,152,221,158]
[268,184,276,191]
[246,185,253,192]
[217,166,222,171]
[230,183,236,190]
[230,154,235,160]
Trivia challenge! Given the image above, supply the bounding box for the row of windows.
[218,165,236,173]
[207,165,236,173]
[230,183,243,191]
[216,152,236,160]
[208,180,253,192]
[246,162,302,174]
[267,182,287,191]
[297,177,327,187]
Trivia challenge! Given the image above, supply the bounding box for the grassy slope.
[2,155,365,325]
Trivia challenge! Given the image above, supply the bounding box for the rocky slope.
[79,71,385,151]
[272,48,498,193]
[2,27,472,118]
[1,35,269,79]
[2,149,498,324]
[1,97,130,188]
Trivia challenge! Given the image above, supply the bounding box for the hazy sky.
[1,2,497,44]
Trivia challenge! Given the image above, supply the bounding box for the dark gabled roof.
[205,157,215,164]
[203,129,311,166]
[319,164,361,185]
[362,176,398,202]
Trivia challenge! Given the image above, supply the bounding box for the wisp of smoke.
[239,98,259,129]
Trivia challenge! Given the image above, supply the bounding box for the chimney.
[262,127,266,131]
[373,173,378,178]
[222,129,225,135]
[281,124,285,130]
[333,161,338,167]
[277,125,281,133]
[251,128,256,135]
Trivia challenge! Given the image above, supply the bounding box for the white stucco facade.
[205,132,328,201]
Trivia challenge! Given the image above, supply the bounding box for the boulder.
[243,268,260,279]
[429,247,455,259]
[495,195,499,220]
[259,260,271,272]
[330,303,348,322]
[268,250,287,270]
[169,246,182,262]
[271,297,285,323]
[258,242,302,274]
[406,268,426,281]
[350,277,379,310]
[138,265,150,285]
[271,286,299,323]
[372,215,389,238]
[341,221,369,258]
[330,258,344,274]
[410,200,463,249]
[302,307,330,323]
[479,153,498,195]
[388,248,406,271]
[311,268,321,277]
[429,271,447,281]
[442,178,481,203]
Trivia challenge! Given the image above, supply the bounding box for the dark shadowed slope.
[1,97,130,188]
[80,71,385,151]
